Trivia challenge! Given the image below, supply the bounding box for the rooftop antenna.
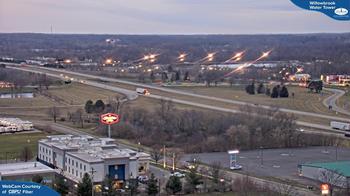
[50,25,53,34]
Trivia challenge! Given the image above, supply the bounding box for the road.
[323,87,350,116]
[20,65,350,123]
[7,65,349,136]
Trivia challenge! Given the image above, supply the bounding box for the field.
[337,87,350,112]
[168,85,339,116]
[0,132,49,162]
[0,83,122,121]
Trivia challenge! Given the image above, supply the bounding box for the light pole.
[90,167,96,196]
[260,146,264,167]
[163,145,166,169]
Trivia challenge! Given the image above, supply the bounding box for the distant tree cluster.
[245,82,289,98]
[0,68,55,92]
[85,99,105,114]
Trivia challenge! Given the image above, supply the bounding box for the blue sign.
[291,0,349,21]
[0,181,59,196]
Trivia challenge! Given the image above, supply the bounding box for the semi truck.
[136,88,150,95]
[330,121,350,131]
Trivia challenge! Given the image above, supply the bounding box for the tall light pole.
[260,146,264,167]
[90,167,96,196]
[172,153,175,171]
[163,145,166,169]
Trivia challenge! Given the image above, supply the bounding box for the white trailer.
[330,121,350,131]
[136,88,150,95]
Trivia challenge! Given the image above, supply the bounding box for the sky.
[0,0,349,34]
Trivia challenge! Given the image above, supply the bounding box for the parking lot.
[183,146,350,185]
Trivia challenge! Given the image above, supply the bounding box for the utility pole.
[163,145,166,169]
[90,167,96,196]
[172,153,175,171]
[260,146,264,167]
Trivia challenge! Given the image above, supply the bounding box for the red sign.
[100,113,120,125]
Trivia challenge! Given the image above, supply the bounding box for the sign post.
[100,113,120,138]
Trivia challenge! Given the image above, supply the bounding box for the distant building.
[38,135,150,185]
[299,161,350,188]
[0,161,55,185]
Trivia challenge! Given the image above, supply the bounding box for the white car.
[137,175,149,182]
[230,164,243,170]
[170,172,185,178]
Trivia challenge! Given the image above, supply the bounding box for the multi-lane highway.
[7,65,350,136]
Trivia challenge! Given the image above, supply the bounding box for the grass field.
[48,83,121,105]
[337,87,350,112]
[168,85,339,115]
[0,132,49,161]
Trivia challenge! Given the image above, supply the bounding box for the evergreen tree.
[185,166,201,193]
[84,100,94,114]
[166,176,182,195]
[102,176,117,196]
[183,71,190,81]
[175,71,180,81]
[94,100,105,113]
[271,86,279,98]
[54,176,69,196]
[245,82,255,95]
[147,173,159,196]
[150,71,155,83]
[77,173,92,196]
[279,85,289,98]
[257,82,265,94]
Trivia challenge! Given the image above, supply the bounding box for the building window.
[76,170,78,177]
[72,168,74,174]
[76,162,78,168]
[84,165,86,171]
[68,158,70,164]
[72,160,74,165]
[80,172,82,178]
[80,163,82,169]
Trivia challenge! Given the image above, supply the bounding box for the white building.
[0,162,55,184]
[38,135,150,184]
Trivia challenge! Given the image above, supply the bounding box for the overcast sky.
[0,0,349,34]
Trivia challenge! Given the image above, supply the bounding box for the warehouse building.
[299,161,350,188]
[38,135,150,184]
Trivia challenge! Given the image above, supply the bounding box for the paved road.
[21,65,350,123]
[7,65,349,136]
[323,87,350,116]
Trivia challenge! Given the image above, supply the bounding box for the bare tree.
[47,106,61,123]
[151,148,162,164]
[72,109,84,128]
[20,146,33,162]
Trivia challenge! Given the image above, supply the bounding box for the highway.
[323,87,350,116]
[21,65,350,123]
[7,65,349,136]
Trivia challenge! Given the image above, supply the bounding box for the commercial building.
[38,135,150,185]
[0,161,55,185]
[299,161,350,188]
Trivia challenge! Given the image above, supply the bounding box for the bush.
[279,86,289,98]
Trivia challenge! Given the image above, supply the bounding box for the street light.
[105,59,113,64]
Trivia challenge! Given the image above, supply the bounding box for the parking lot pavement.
[182,146,350,185]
